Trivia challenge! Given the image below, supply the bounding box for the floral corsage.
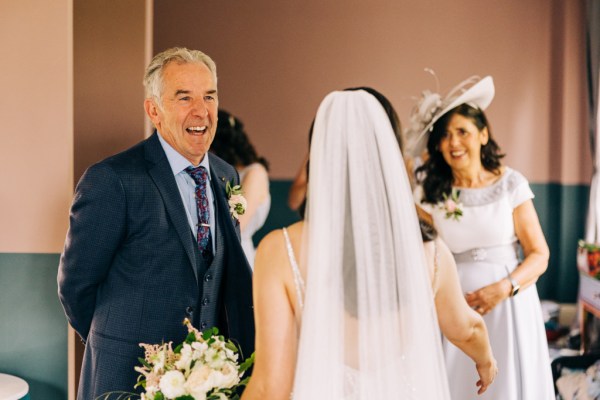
[440,188,463,221]
[133,319,254,400]
[226,181,247,221]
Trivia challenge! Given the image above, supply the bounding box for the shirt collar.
[157,131,211,179]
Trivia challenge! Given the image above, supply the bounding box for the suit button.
[202,298,210,306]
[204,274,212,282]
[185,306,194,316]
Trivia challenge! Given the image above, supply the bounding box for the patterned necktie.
[185,166,213,261]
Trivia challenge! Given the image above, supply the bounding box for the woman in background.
[211,110,271,268]
[287,153,308,212]
[408,75,553,399]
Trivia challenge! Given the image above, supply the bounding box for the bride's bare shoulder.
[285,221,304,241]
[255,221,304,273]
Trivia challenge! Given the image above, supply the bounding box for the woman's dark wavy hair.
[210,109,269,170]
[299,86,437,241]
[416,104,504,205]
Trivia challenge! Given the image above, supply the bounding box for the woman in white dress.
[241,88,496,400]
[210,110,271,267]
[408,76,554,399]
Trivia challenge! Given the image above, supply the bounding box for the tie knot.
[185,166,208,185]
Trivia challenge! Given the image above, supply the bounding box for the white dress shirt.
[157,132,216,253]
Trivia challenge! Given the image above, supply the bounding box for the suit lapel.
[210,166,232,271]
[144,133,198,282]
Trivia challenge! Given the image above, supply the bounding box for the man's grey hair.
[143,47,217,107]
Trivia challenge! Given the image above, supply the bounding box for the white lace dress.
[239,163,271,268]
[415,167,554,400]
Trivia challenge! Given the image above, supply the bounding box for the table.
[0,373,28,400]
[579,272,600,352]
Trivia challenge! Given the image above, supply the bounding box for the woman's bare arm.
[288,155,308,211]
[426,239,497,395]
[241,229,298,400]
[464,199,549,314]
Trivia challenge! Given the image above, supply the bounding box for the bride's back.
[242,89,495,400]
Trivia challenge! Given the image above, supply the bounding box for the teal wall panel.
[532,183,589,303]
[0,253,67,400]
[253,180,301,245]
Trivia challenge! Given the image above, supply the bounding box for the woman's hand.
[475,357,498,395]
[465,279,511,315]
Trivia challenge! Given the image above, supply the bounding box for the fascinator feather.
[405,74,495,157]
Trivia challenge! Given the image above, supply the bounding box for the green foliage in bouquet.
[131,319,254,400]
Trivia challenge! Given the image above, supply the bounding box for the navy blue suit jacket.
[58,133,255,399]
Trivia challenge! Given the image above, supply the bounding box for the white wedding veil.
[292,90,451,399]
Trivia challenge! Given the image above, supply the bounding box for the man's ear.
[144,98,160,125]
[480,127,489,146]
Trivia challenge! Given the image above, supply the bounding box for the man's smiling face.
[146,61,218,165]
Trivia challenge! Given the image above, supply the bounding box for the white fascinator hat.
[405,74,495,157]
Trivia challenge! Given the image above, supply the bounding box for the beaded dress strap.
[282,227,305,310]
[431,240,440,294]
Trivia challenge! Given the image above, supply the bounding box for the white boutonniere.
[440,188,463,221]
[226,181,247,221]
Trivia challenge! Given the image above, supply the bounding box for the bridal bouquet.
[134,319,254,400]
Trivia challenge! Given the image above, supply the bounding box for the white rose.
[229,194,247,207]
[228,194,247,218]
[175,343,193,372]
[211,362,240,389]
[203,347,220,366]
[192,341,209,352]
[191,341,208,361]
[159,370,187,398]
[185,364,213,398]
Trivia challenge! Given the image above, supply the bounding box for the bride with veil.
[241,89,497,399]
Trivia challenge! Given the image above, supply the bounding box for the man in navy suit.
[58,47,255,399]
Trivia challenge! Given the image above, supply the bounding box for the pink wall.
[74,0,148,181]
[154,0,591,184]
[0,0,73,253]
[0,0,589,252]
